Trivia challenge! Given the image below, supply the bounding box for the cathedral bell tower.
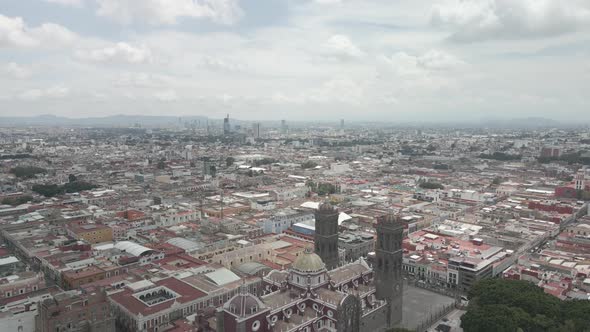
[374,213,404,327]
[314,202,339,270]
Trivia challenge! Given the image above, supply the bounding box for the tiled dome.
[292,247,326,273]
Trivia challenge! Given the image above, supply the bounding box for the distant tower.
[252,122,261,138]
[374,213,404,327]
[281,119,288,134]
[223,114,230,135]
[340,119,344,130]
[575,167,586,191]
[314,202,339,270]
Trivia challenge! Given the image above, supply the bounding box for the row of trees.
[462,278,590,332]
[419,181,444,190]
[253,158,278,166]
[1,195,34,206]
[0,153,33,160]
[538,152,590,165]
[478,152,522,161]
[301,161,318,169]
[9,166,47,179]
[32,181,98,197]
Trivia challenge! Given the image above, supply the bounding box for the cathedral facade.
[217,203,403,332]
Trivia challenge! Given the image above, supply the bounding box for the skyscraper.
[252,122,261,138]
[281,119,288,134]
[340,118,344,130]
[314,202,339,270]
[374,213,404,327]
[223,114,230,135]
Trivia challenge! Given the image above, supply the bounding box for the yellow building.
[68,223,113,244]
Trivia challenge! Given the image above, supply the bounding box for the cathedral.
[217,203,403,332]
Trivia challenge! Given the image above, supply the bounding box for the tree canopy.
[1,195,34,206]
[253,158,278,166]
[461,278,590,332]
[478,152,522,161]
[307,181,339,196]
[33,181,98,197]
[301,161,318,169]
[9,166,47,179]
[419,181,444,190]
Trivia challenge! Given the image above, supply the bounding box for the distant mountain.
[479,117,562,128]
[0,114,211,127]
[0,114,581,129]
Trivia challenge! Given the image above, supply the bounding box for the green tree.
[32,182,98,197]
[226,156,235,167]
[301,161,318,169]
[68,174,77,183]
[419,182,444,190]
[462,279,590,332]
[1,195,33,206]
[9,166,47,179]
[157,158,166,169]
[492,177,503,185]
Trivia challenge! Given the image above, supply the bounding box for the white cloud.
[18,86,70,101]
[326,34,364,58]
[1,0,588,121]
[116,72,172,87]
[32,23,78,45]
[75,42,152,64]
[198,56,246,72]
[154,89,178,101]
[0,15,77,48]
[44,0,84,7]
[315,0,343,4]
[380,49,464,75]
[417,49,465,70]
[0,15,38,48]
[2,62,33,79]
[432,0,590,42]
[95,0,243,26]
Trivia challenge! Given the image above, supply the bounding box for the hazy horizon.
[1,0,589,122]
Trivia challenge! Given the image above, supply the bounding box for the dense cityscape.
[0,118,589,332]
[3,0,590,331]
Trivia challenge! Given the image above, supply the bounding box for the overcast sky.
[1,0,589,122]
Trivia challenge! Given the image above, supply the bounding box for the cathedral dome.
[223,284,266,317]
[292,247,326,273]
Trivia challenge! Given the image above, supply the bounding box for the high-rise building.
[314,202,339,270]
[340,119,344,130]
[223,114,230,135]
[202,157,216,177]
[374,213,404,327]
[281,119,288,133]
[252,122,261,138]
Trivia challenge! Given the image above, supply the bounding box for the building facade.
[35,290,115,332]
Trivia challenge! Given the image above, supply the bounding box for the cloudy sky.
[1,0,589,122]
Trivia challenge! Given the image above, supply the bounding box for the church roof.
[291,248,326,273]
[223,284,267,317]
